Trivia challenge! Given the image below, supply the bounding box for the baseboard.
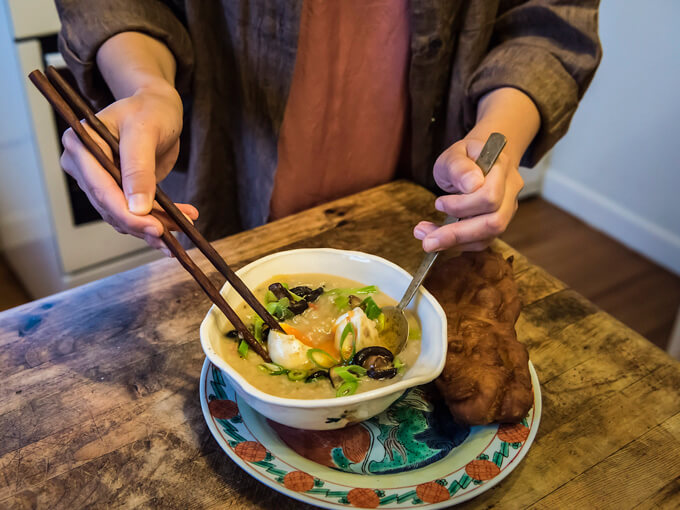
[542,171,680,276]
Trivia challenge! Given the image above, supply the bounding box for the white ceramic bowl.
[200,248,447,430]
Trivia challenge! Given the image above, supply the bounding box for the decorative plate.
[200,359,541,509]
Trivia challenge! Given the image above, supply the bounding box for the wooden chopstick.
[29,69,273,362]
[44,66,283,336]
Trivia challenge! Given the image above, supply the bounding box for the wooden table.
[1,181,678,509]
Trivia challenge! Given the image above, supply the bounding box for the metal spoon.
[380,132,507,354]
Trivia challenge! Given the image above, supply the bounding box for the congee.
[217,273,421,399]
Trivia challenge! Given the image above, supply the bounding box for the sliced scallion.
[265,297,294,321]
[307,348,338,368]
[336,380,358,397]
[360,296,382,320]
[339,322,356,362]
[287,369,308,381]
[346,365,367,377]
[328,286,378,311]
[237,340,249,358]
[337,370,358,383]
[333,295,350,311]
[288,291,304,302]
[375,312,386,332]
[326,285,378,297]
[332,365,366,383]
[253,316,264,342]
[259,362,288,375]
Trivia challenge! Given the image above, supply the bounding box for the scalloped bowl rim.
[200,248,447,409]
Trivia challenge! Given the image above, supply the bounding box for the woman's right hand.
[59,80,198,256]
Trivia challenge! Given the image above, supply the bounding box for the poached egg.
[333,307,380,360]
[267,324,314,370]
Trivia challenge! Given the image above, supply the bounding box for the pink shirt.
[269,0,410,219]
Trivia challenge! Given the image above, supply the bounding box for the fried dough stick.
[425,249,533,425]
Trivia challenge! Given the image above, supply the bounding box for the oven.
[0,0,160,298]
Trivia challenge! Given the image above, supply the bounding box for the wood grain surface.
[0,181,678,509]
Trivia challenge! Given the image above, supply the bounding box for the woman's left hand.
[414,135,524,253]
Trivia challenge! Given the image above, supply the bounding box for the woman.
[55,1,601,256]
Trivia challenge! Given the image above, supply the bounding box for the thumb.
[119,124,157,215]
[434,142,484,194]
[452,158,484,194]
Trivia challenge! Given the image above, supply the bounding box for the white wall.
[543,0,680,275]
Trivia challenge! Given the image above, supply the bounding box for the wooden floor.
[501,197,680,350]
[0,197,678,350]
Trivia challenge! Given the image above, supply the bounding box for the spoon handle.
[398,132,507,311]
[398,216,456,310]
[475,132,508,176]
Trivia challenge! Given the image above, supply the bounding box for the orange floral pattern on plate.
[235,441,267,462]
[347,488,380,508]
[497,423,530,443]
[466,459,501,481]
[283,471,315,492]
[416,481,449,503]
[203,361,540,508]
[208,399,239,420]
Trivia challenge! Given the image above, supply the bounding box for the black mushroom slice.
[268,282,309,315]
[352,346,393,366]
[305,370,330,384]
[268,282,291,300]
[287,299,309,315]
[289,285,324,303]
[352,346,398,380]
[367,366,398,380]
[328,367,345,388]
[348,294,362,308]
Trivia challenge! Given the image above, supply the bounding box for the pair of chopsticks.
[29,66,282,362]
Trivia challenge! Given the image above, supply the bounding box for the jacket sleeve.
[55,0,194,108]
[465,0,602,166]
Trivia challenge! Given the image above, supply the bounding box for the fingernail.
[423,238,440,252]
[144,225,161,237]
[414,227,426,240]
[183,212,194,225]
[128,193,151,215]
[434,199,445,212]
[462,172,483,193]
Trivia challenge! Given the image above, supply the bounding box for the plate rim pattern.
[199,359,542,509]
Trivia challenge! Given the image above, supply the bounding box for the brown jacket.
[55,0,601,241]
